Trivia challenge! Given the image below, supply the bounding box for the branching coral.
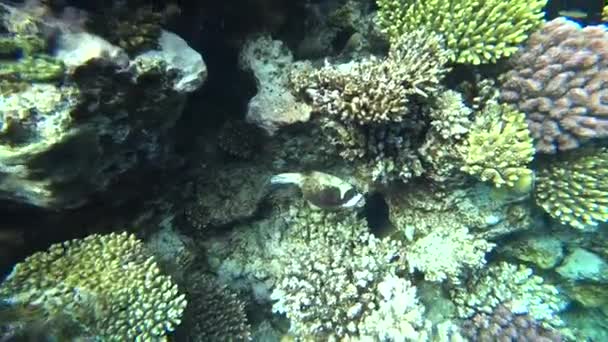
[290,28,450,125]
[376,0,546,64]
[0,232,187,341]
[451,262,567,330]
[269,204,429,340]
[535,147,608,229]
[418,90,473,183]
[289,28,449,184]
[460,102,535,189]
[427,90,472,140]
[500,18,608,153]
[405,226,495,284]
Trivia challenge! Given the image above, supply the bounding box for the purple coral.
[461,304,563,342]
[500,18,608,153]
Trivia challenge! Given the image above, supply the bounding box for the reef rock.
[0,5,206,209]
[557,248,608,283]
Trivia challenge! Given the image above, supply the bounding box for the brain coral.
[501,18,608,153]
[0,232,186,341]
[376,0,547,65]
[459,102,535,189]
[535,147,608,229]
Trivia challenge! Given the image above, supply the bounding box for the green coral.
[0,232,187,341]
[535,148,608,229]
[376,0,547,64]
[460,102,535,189]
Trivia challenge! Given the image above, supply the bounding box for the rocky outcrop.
[0,4,206,209]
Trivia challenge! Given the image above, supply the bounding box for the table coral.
[535,147,608,229]
[0,232,187,341]
[376,0,546,65]
[501,18,608,153]
[460,102,535,189]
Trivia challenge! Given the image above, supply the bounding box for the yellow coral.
[604,3,608,22]
[376,0,547,64]
[460,103,535,188]
[535,148,608,229]
[0,232,187,341]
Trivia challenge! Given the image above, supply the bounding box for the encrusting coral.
[376,0,547,65]
[459,102,535,189]
[0,232,187,341]
[535,147,608,230]
[500,18,608,154]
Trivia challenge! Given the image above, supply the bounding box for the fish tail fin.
[269,173,304,187]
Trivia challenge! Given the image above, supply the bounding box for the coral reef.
[376,0,546,64]
[388,181,533,242]
[404,225,495,284]
[534,147,608,229]
[239,35,312,135]
[427,90,472,140]
[217,120,266,159]
[460,102,535,189]
[291,29,449,124]
[289,28,449,184]
[270,203,430,340]
[0,232,187,340]
[500,18,608,153]
[461,304,564,341]
[451,262,568,330]
[178,273,250,341]
[417,90,473,184]
[0,3,206,209]
[184,164,271,230]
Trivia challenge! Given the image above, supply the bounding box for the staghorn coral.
[461,304,564,341]
[500,18,608,153]
[376,0,546,65]
[290,28,450,125]
[269,204,431,340]
[460,102,535,189]
[534,147,608,229]
[0,232,187,341]
[404,225,495,284]
[451,262,568,330]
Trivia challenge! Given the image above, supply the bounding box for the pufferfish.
[269,171,365,210]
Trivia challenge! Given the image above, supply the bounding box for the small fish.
[558,10,588,19]
[270,171,364,210]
